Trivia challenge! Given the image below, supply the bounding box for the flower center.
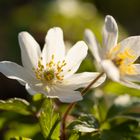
[43,70,55,82]
[33,54,67,83]
[108,44,137,75]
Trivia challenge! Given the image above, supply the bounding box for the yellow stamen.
[110,45,137,75]
[43,70,55,81]
[34,55,66,83]
[117,48,136,61]
[107,44,121,59]
[52,54,54,60]
[119,64,136,75]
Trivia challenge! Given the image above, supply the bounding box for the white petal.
[42,27,65,64]
[123,75,140,83]
[0,61,35,85]
[51,86,83,103]
[18,32,41,71]
[84,29,101,62]
[26,84,83,103]
[134,64,140,74]
[25,84,36,95]
[120,80,140,89]
[119,36,140,63]
[25,83,47,96]
[63,72,106,90]
[101,59,120,82]
[103,15,118,53]
[62,41,88,78]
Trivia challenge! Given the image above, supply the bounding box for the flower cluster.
[1,15,140,103]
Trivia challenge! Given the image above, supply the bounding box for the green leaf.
[5,122,40,140]
[0,98,32,115]
[39,98,60,139]
[92,92,108,122]
[69,132,100,140]
[68,114,99,133]
[79,133,101,140]
[30,93,45,113]
[10,136,32,140]
[106,95,140,121]
[69,133,79,140]
[100,120,140,140]
[100,130,125,140]
[104,81,140,97]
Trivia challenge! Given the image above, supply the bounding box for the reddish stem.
[60,72,104,140]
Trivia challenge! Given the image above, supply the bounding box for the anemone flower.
[85,15,140,89]
[0,27,106,103]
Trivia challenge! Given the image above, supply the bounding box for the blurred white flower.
[85,15,140,89]
[114,94,130,106]
[57,0,79,17]
[56,0,96,18]
[94,89,104,98]
[0,27,106,103]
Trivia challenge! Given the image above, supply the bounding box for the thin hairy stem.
[60,72,104,140]
[60,102,75,140]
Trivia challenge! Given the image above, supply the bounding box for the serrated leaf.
[68,114,99,133]
[39,98,60,139]
[10,136,32,140]
[0,98,32,115]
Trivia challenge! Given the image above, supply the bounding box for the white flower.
[114,94,130,106]
[0,27,106,103]
[85,15,140,89]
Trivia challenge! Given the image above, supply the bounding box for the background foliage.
[0,0,140,139]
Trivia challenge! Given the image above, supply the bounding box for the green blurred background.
[1,0,140,139]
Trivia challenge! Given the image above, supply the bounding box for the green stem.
[60,72,104,140]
